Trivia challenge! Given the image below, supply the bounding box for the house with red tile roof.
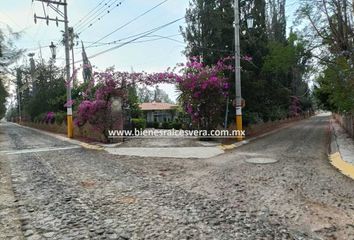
[139,102,178,123]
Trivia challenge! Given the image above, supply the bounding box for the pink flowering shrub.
[44,112,55,124]
[75,70,126,141]
[289,96,301,117]
[137,57,233,130]
[75,57,234,139]
[177,57,233,130]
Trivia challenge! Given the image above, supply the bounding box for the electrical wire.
[75,0,117,32]
[77,34,183,49]
[77,0,125,35]
[73,0,107,28]
[82,31,182,49]
[88,0,169,48]
[75,16,183,63]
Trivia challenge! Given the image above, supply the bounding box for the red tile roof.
[139,102,177,111]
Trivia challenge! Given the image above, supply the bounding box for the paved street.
[1,114,354,239]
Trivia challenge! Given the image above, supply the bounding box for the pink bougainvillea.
[75,70,126,141]
[289,96,301,117]
[176,56,233,130]
[44,112,55,124]
[75,56,234,137]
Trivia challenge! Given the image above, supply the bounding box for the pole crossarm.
[33,0,67,6]
[34,0,67,25]
[48,4,65,18]
[34,15,67,23]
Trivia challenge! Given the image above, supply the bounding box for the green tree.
[0,27,23,118]
[181,0,234,65]
[20,61,66,120]
[297,0,354,112]
[266,0,286,43]
[0,28,23,73]
[127,85,142,118]
[154,86,173,103]
[0,75,8,118]
[137,86,173,103]
[314,57,354,112]
[137,86,153,103]
[181,0,314,125]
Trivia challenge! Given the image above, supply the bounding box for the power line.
[82,31,182,49]
[88,0,169,48]
[77,34,183,49]
[75,16,183,63]
[45,0,122,54]
[76,0,117,32]
[73,0,107,27]
[77,0,125,35]
[75,0,113,30]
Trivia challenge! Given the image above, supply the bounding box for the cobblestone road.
[1,115,353,239]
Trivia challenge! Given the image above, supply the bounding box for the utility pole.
[63,1,73,138]
[15,69,22,123]
[28,53,36,94]
[34,0,73,138]
[68,27,76,86]
[17,88,21,123]
[234,0,243,140]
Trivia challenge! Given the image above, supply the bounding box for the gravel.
[1,116,353,239]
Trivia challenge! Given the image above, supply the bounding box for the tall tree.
[0,27,23,118]
[182,0,313,124]
[138,86,154,103]
[181,0,234,65]
[127,85,142,118]
[154,86,173,103]
[0,28,23,73]
[297,0,354,61]
[266,0,287,42]
[21,61,67,120]
[297,0,354,112]
[0,75,8,119]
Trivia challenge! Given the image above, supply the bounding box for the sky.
[0,0,301,102]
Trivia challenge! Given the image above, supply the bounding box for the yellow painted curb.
[80,143,104,151]
[329,152,354,180]
[220,144,237,151]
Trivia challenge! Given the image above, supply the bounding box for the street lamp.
[49,42,57,59]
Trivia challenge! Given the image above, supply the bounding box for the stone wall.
[226,114,311,138]
[333,113,354,139]
[22,122,107,142]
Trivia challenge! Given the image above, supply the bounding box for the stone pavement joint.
[105,147,224,159]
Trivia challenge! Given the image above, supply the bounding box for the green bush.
[162,121,172,129]
[131,118,146,130]
[33,115,40,123]
[172,121,182,129]
[55,112,66,125]
[38,113,46,124]
[268,108,288,122]
[243,112,263,126]
[146,121,161,128]
[153,122,160,129]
